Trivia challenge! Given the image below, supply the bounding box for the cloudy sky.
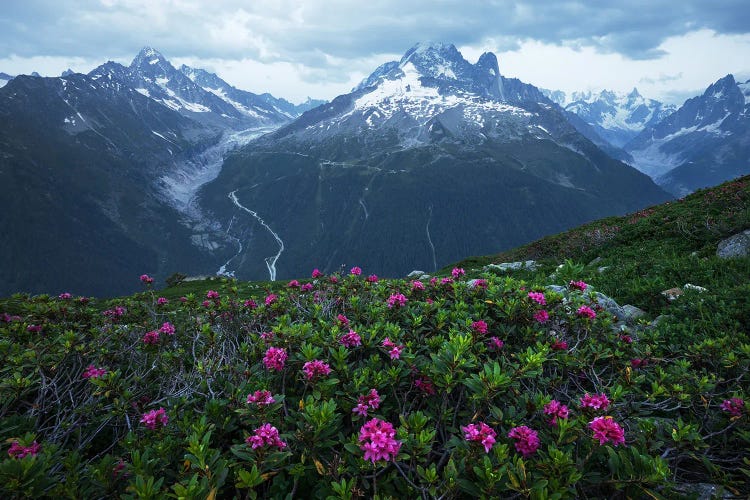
[1,0,749,104]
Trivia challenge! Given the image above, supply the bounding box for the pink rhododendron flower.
[430,277,438,286]
[337,314,350,327]
[580,393,611,410]
[263,347,287,371]
[411,280,425,291]
[246,423,287,450]
[140,274,153,284]
[471,279,489,289]
[103,306,126,319]
[630,358,649,369]
[533,310,550,323]
[387,293,408,308]
[82,364,107,379]
[265,294,277,306]
[246,390,275,406]
[59,292,72,300]
[589,416,626,446]
[353,389,381,417]
[471,320,488,334]
[340,329,362,347]
[156,297,168,306]
[721,398,745,417]
[143,330,160,345]
[358,418,402,463]
[201,300,212,308]
[551,339,568,350]
[260,331,274,341]
[528,291,546,305]
[441,277,454,285]
[577,305,596,319]
[329,275,339,283]
[206,290,219,300]
[544,400,570,426]
[414,376,436,395]
[462,422,497,453]
[382,338,404,359]
[367,274,378,283]
[303,360,332,380]
[350,266,362,276]
[301,283,314,292]
[26,324,42,333]
[7,440,41,459]
[620,334,633,344]
[140,408,168,430]
[311,268,323,278]
[569,280,588,292]
[243,299,257,308]
[179,296,188,303]
[288,280,300,288]
[508,426,540,457]
[452,267,466,279]
[159,322,175,335]
[488,336,504,350]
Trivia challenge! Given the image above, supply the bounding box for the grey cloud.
[1,0,749,68]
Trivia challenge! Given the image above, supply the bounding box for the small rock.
[683,283,707,293]
[621,304,647,322]
[717,229,750,259]
[661,287,683,301]
[597,266,609,273]
[485,260,539,272]
[407,270,426,278]
[594,292,627,321]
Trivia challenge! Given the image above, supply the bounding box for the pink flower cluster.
[589,416,625,446]
[414,376,436,395]
[387,293,408,308]
[488,336,504,351]
[471,320,488,334]
[143,330,160,345]
[103,306,126,319]
[265,294,277,306]
[543,400,570,426]
[471,279,488,289]
[246,423,287,450]
[577,305,596,319]
[462,422,496,453]
[58,292,72,300]
[159,322,175,335]
[352,389,381,417]
[366,274,379,283]
[7,440,41,459]
[358,418,402,463]
[528,291,546,305]
[82,364,107,379]
[533,310,549,323]
[301,283,314,292]
[721,398,745,417]
[244,299,257,308]
[140,408,168,430]
[508,426,540,457]
[551,339,568,350]
[246,390,275,406]
[411,280,425,291]
[303,360,331,380]
[451,267,466,279]
[350,266,362,276]
[263,347,287,371]
[382,338,404,359]
[340,329,362,347]
[156,297,168,306]
[580,393,610,410]
[569,280,588,292]
[311,268,324,278]
[140,274,153,284]
[288,279,300,288]
[26,324,42,333]
[337,314,350,326]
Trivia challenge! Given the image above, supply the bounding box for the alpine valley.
[2,43,746,296]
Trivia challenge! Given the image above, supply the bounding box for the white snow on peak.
[135,88,150,97]
[156,77,169,86]
[149,58,159,65]
[739,81,750,105]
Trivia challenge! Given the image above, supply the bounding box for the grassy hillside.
[0,176,748,498]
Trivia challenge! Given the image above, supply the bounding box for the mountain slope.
[626,74,750,196]
[198,43,671,282]
[0,73,231,296]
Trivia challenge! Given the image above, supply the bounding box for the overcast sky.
[1,1,749,104]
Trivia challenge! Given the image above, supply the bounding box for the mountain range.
[1,43,747,295]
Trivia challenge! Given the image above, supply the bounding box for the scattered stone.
[717,229,750,259]
[661,288,683,301]
[683,283,707,293]
[621,304,647,322]
[407,270,426,278]
[485,260,539,272]
[594,292,627,321]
